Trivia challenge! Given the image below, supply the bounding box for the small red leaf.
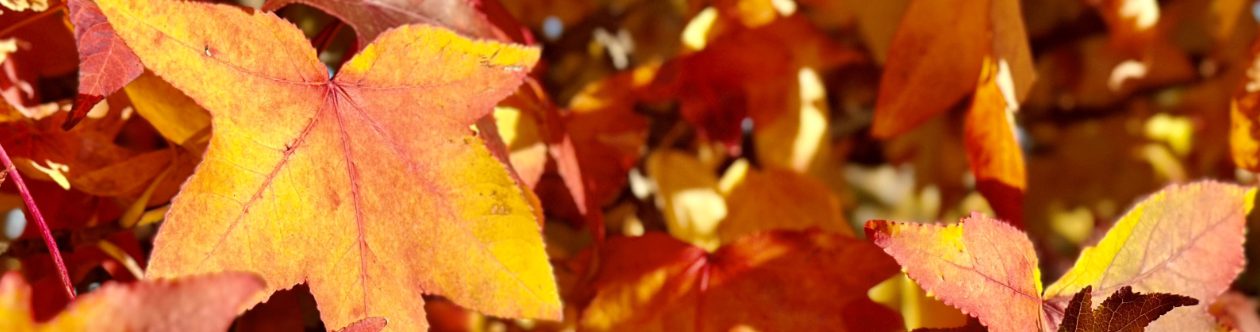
[65,0,143,130]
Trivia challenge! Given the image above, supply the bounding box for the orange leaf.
[1088,0,1159,57]
[865,213,1044,331]
[662,16,859,151]
[581,230,902,331]
[1231,38,1260,171]
[566,67,651,206]
[1056,286,1196,332]
[963,57,1026,227]
[873,0,1034,138]
[0,272,263,331]
[96,0,558,330]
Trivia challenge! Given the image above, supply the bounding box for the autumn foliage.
[2,0,1260,331]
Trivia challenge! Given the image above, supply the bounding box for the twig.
[0,2,68,39]
[0,142,75,300]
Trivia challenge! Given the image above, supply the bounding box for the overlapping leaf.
[566,66,651,206]
[0,272,263,331]
[867,181,1255,331]
[581,230,902,331]
[963,57,1026,226]
[873,0,1033,138]
[1044,181,1255,330]
[656,16,861,151]
[873,0,1034,226]
[65,0,142,130]
[262,0,527,43]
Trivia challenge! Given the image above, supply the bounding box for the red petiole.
[0,142,75,300]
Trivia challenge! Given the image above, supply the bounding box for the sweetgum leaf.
[1057,286,1197,332]
[95,0,558,330]
[1059,286,1095,332]
[0,272,263,331]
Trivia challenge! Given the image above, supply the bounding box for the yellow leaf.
[1044,181,1256,330]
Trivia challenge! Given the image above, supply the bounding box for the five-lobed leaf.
[95,0,558,330]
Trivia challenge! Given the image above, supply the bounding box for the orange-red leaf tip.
[64,94,104,130]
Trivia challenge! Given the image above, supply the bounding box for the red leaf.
[65,0,143,130]
[582,230,902,331]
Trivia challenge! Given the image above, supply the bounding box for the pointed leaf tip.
[865,214,1042,332]
[96,0,554,329]
[1056,285,1197,332]
[1046,180,1253,330]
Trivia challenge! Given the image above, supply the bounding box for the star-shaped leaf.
[95,0,559,330]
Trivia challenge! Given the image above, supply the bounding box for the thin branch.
[0,142,75,300]
[0,2,68,39]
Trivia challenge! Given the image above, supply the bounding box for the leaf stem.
[0,2,68,39]
[0,142,75,300]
